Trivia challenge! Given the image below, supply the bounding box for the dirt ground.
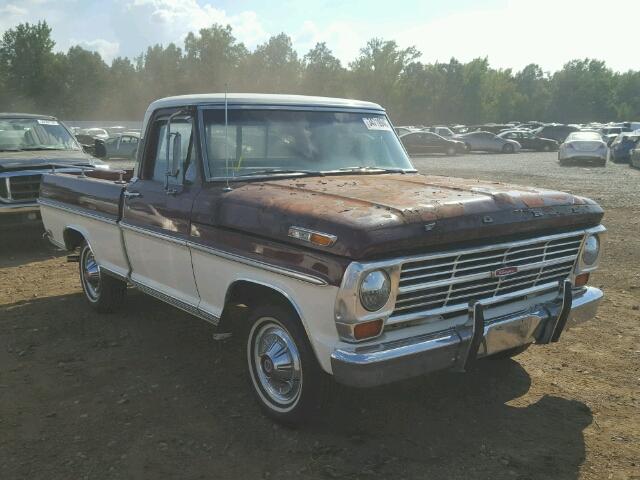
[1,152,639,480]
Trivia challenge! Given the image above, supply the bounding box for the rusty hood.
[213,173,604,259]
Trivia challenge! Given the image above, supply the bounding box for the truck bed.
[38,170,133,279]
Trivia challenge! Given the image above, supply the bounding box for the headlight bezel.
[359,269,391,312]
[575,227,605,275]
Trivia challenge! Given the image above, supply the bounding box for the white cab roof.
[148,93,383,112]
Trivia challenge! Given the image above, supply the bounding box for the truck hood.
[213,173,604,260]
[0,150,101,171]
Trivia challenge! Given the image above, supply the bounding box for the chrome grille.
[390,232,584,323]
[1,175,42,202]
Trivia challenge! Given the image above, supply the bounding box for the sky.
[1,0,638,72]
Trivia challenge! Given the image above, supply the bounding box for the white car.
[84,128,110,140]
[558,131,607,166]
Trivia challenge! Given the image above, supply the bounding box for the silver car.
[558,131,607,166]
[103,132,140,160]
[455,131,521,153]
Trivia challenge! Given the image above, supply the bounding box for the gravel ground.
[1,152,639,480]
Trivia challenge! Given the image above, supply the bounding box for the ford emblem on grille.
[493,266,518,277]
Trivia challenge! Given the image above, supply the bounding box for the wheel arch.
[62,225,91,251]
[219,279,307,332]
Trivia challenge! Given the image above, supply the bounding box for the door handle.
[124,191,141,199]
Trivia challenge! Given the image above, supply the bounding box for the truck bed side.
[39,172,130,279]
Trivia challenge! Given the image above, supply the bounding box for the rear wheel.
[464,143,472,152]
[502,143,515,154]
[246,305,326,424]
[445,146,457,156]
[542,144,551,152]
[79,241,126,313]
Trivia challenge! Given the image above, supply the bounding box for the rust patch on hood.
[205,173,603,259]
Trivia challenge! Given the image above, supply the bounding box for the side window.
[148,119,193,185]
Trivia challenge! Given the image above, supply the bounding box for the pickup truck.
[0,113,109,232]
[39,94,605,423]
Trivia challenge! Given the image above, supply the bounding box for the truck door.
[120,108,201,311]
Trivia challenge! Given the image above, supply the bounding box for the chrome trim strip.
[188,240,328,286]
[121,220,328,285]
[130,277,219,326]
[38,198,117,225]
[120,222,187,246]
[0,202,39,214]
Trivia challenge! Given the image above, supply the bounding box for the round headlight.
[359,270,391,312]
[582,234,600,266]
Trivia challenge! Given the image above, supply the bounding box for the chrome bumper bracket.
[537,280,573,344]
[454,301,485,372]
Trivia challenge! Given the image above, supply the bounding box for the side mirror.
[165,131,182,179]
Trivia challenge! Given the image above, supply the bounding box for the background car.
[455,131,521,153]
[558,131,608,166]
[609,132,640,163]
[533,124,579,143]
[423,126,455,137]
[400,131,466,156]
[497,130,558,151]
[100,132,140,160]
[83,128,109,140]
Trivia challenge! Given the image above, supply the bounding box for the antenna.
[223,85,232,192]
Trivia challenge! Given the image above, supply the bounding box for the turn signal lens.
[353,319,384,340]
[288,227,337,247]
[574,273,589,287]
[310,232,334,246]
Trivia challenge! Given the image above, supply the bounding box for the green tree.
[301,42,345,97]
[0,21,56,112]
[349,38,420,116]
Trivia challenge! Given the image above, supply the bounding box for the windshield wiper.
[19,147,71,151]
[238,168,323,177]
[332,166,412,174]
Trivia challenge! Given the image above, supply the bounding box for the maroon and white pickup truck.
[39,94,605,423]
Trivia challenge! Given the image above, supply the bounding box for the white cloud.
[120,0,268,49]
[393,0,639,72]
[293,20,365,65]
[74,38,120,63]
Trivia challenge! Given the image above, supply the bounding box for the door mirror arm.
[165,109,188,190]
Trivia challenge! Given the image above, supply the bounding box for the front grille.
[390,232,584,323]
[0,175,42,202]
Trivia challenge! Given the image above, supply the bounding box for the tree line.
[1,21,639,125]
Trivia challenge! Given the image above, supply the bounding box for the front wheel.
[502,143,515,154]
[445,146,457,156]
[246,305,326,424]
[79,241,126,313]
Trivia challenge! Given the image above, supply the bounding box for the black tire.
[502,143,515,154]
[445,146,457,156]
[487,344,531,359]
[542,144,551,152]
[245,304,327,425]
[79,241,126,313]
[464,143,472,152]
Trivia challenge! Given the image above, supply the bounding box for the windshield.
[0,117,80,151]
[202,109,414,177]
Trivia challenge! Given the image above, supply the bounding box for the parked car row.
[397,128,558,155]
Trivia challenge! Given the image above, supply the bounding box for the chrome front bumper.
[331,283,603,387]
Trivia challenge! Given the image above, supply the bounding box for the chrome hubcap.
[81,247,101,301]
[250,319,302,409]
